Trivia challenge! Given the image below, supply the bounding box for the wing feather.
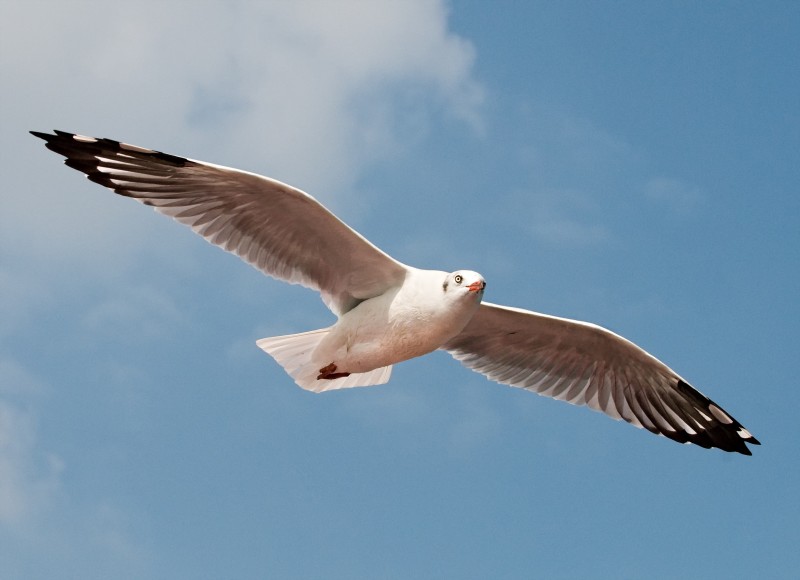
[32,130,408,315]
[444,302,760,454]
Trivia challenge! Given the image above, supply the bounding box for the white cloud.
[0,2,483,570]
[2,0,482,264]
[187,0,484,193]
[0,0,485,429]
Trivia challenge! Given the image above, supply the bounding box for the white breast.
[313,269,480,374]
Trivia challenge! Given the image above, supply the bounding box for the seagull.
[31,130,760,455]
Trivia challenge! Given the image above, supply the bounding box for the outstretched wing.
[32,130,409,315]
[444,302,760,454]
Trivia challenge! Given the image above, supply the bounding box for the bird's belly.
[316,302,471,374]
[351,324,440,371]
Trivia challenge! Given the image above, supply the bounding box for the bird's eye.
[454,274,463,284]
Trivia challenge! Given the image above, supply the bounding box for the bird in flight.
[31,130,760,455]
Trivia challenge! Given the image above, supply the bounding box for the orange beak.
[468,280,485,293]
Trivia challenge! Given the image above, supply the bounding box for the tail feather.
[256,329,392,392]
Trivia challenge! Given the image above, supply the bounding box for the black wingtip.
[674,379,760,456]
[30,130,54,141]
[30,130,191,169]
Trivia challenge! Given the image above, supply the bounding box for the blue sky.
[1,1,798,578]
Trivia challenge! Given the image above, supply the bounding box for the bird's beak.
[468,281,485,293]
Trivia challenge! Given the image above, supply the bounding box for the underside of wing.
[444,302,760,455]
[32,130,409,315]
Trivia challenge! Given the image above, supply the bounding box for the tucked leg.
[317,362,351,380]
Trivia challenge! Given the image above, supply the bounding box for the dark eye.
[454,274,463,284]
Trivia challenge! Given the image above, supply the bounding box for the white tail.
[256,329,392,392]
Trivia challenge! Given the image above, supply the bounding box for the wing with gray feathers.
[31,130,408,315]
[444,302,760,454]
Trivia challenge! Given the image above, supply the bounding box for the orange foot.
[317,362,351,380]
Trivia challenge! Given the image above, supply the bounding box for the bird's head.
[442,270,486,300]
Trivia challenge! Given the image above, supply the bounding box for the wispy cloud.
[4,0,483,269]
[497,109,641,247]
[82,285,185,342]
[0,268,52,341]
[644,177,706,216]
[0,360,55,529]
[0,376,60,528]
[506,188,613,247]
[0,3,483,573]
[0,358,151,575]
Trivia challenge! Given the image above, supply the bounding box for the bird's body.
[258,268,485,390]
[31,130,760,455]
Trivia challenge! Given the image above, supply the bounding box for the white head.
[442,270,486,299]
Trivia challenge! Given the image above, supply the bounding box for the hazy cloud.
[644,177,706,215]
[2,0,482,268]
[0,2,484,563]
[82,285,185,342]
[0,268,53,341]
[509,188,612,246]
[0,399,61,528]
